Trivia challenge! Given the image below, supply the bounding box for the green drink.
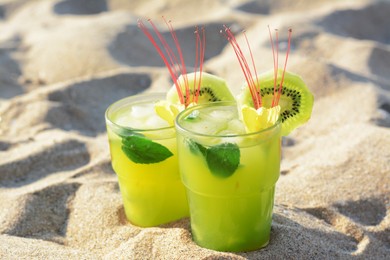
[175,102,281,252]
[105,93,189,227]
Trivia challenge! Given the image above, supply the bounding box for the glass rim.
[175,101,282,138]
[105,92,174,133]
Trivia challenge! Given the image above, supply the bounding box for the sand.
[0,0,389,259]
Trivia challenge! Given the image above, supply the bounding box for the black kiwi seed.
[183,87,222,103]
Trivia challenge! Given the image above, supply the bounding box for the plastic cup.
[175,101,281,252]
[105,93,189,227]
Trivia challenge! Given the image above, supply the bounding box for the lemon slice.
[154,100,185,126]
[241,105,280,133]
[155,100,197,126]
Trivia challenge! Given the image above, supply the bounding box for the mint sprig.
[121,134,173,164]
[187,139,240,178]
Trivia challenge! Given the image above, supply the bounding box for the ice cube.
[227,119,246,134]
[202,106,237,122]
[130,104,155,119]
[114,103,168,129]
[144,113,170,129]
[181,116,227,135]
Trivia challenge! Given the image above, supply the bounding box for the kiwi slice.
[238,69,314,136]
[155,72,235,125]
[166,72,235,104]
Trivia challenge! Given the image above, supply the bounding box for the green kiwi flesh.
[166,72,235,104]
[238,69,314,136]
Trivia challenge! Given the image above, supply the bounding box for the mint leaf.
[206,143,240,178]
[186,139,240,178]
[186,138,207,156]
[121,135,173,164]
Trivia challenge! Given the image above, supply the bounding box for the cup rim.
[175,101,282,138]
[105,92,174,133]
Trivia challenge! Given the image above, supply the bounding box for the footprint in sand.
[371,92,390,128]
[53,0,108,15]
[235,0,271,14]
[317,1,390,44]
[108,22,236,68]
[302,197,389,254]
[0,140,90,188]
[0,141,11,151]
[0,38,24,100]
[45,72,151,136]
[269,206,358,257]
[334,197,387,227]
[3,183,81,244]
[368,47,390,80]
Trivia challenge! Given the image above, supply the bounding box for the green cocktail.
[105,93,189,227]
[175,101,281,252]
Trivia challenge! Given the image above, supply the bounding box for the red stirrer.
[138,18,206,107]
[223,25,293,109]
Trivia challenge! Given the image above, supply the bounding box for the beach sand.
[0,0,389,259]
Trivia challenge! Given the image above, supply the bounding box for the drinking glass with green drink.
[173,27,314,251]
[105,93,189,227]
[176,101,282,251]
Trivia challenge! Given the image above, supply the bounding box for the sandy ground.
[0,0,389,259]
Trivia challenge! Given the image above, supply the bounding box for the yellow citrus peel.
[155,100,198,126]
[241,105,280,133]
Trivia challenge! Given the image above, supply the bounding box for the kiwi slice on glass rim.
[156,72,235,125]
[166,72,235,104]
[222,26,314,136]
[237,69,314,136]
